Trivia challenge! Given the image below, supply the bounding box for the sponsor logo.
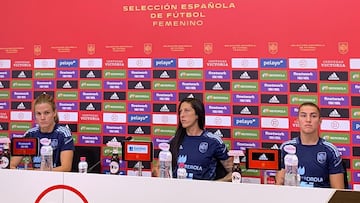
[261,117,289,129]
[233,106,259,115]
[336,146,350,157]
[0,70,10,79]
[260,58,287,68]
[320,71,348,81]
[56,102,78,111]
[79,58,102,68]
[104,59,125,68]
[103,102,126,112]
[153,81,177,90]
[0,122,9,131]
[11,80,32,89]
[261,94,288,104]
[178,93,203,101]
[0,91,10,99]
[128,58,152,68]
[320,59,346,68]
[103,113,126,123]
[103,125,126,134]
[11,91,32,100]
[34,80,55,89]
[104,70,126,79]
[35,70,56,79]
[56,80,78,89]
[288,58,317,69]
[231,58,258,68]
[232,93,258,103]
[178,70,203,79]
[321,119,350,131]
[153,58,177,67]
[80,70,102,78]
[128,92,151,101]
[232,70,258,80]
[262,130,288,141]
[79,112,101,122]
[57,59,79,68]
[10,122,32,131]
[234,141,260,151]
[320,132,349,144]
[290,95,317,105]
[153,104,177,112]
[153,126,176,136]
[260,70,287,80]
[128,70,151,79]
[205,104,231,114]
[261,106,288,116]
[80,102,101,111]
[205,82,230,91]
[0,59,11,68]
[350,59,360,69]
[290,83,317,93]
[10,111,32,121]
[56,91,78,100]
[103,92,126,100]
[206,59,229,67]
[207,128,231,138]
[128,114,151,123]
[12,70,32,79]
[153,92,177,102]
[128,125,151,135]
[0,81,10,89]
[205,70,230,80]
[153,70,176,79]
[128,81,151,89]
[233,117,259,127]
[128,103,151,112]
[152,114,177,124]
[261,82,288,92]
[79,124,101,133]
[179,81,203,91]
[80,80,102,89]
[56,70,77,78]
[321,108,349,118]
[233,129,259,139]
[289,71,317,81]
[34,59,56,68]
[205,93,230,103]
[0,101,9,110]
[11,102,32,110]
[178,58,203,68]
[320,83,348,94]
[80,91,102,100]
[79,135,101,145]
[206,115,231,126]
[232,82,258,91]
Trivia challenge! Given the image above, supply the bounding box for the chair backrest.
[342,160,349,189]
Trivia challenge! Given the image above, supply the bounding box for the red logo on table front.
[35,184,88,203]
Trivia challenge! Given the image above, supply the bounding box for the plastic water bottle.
[109,147,120,175]
[0,143,10,169]
[78,157,88,173]
[40,138,53,171]
[228,150,244,183]
[177,162,187,179]
[284,145,299,186]
[158,143,172,178]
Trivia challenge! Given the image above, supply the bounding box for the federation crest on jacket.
[199,142,208,153]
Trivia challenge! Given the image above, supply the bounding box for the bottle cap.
[159,142,170,151]
[80,157,86,161]
[284,145,296,154]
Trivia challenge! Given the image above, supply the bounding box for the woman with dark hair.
[10,93,75,172]
[168,97,232,180]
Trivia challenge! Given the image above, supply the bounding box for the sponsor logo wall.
[1,0,360,188]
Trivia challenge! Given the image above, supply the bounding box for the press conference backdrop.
[0,0,360,188]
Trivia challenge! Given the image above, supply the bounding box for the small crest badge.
[87,44,95,55]
[317,152,327,164]
[34,45,41,56]
[199,142,208,153]
[204,43,213,54]
[268,42,278,54]
[338,42,348,54]
[144,43,152,55]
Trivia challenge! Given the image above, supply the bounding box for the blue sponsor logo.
[260,58,287,68]
[352,121,360,131]
[128,114,151,123]
[233,117,259,127]
[57,59,79,68]
[153,58,177,68]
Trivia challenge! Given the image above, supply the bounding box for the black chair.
[342,160,349,189]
